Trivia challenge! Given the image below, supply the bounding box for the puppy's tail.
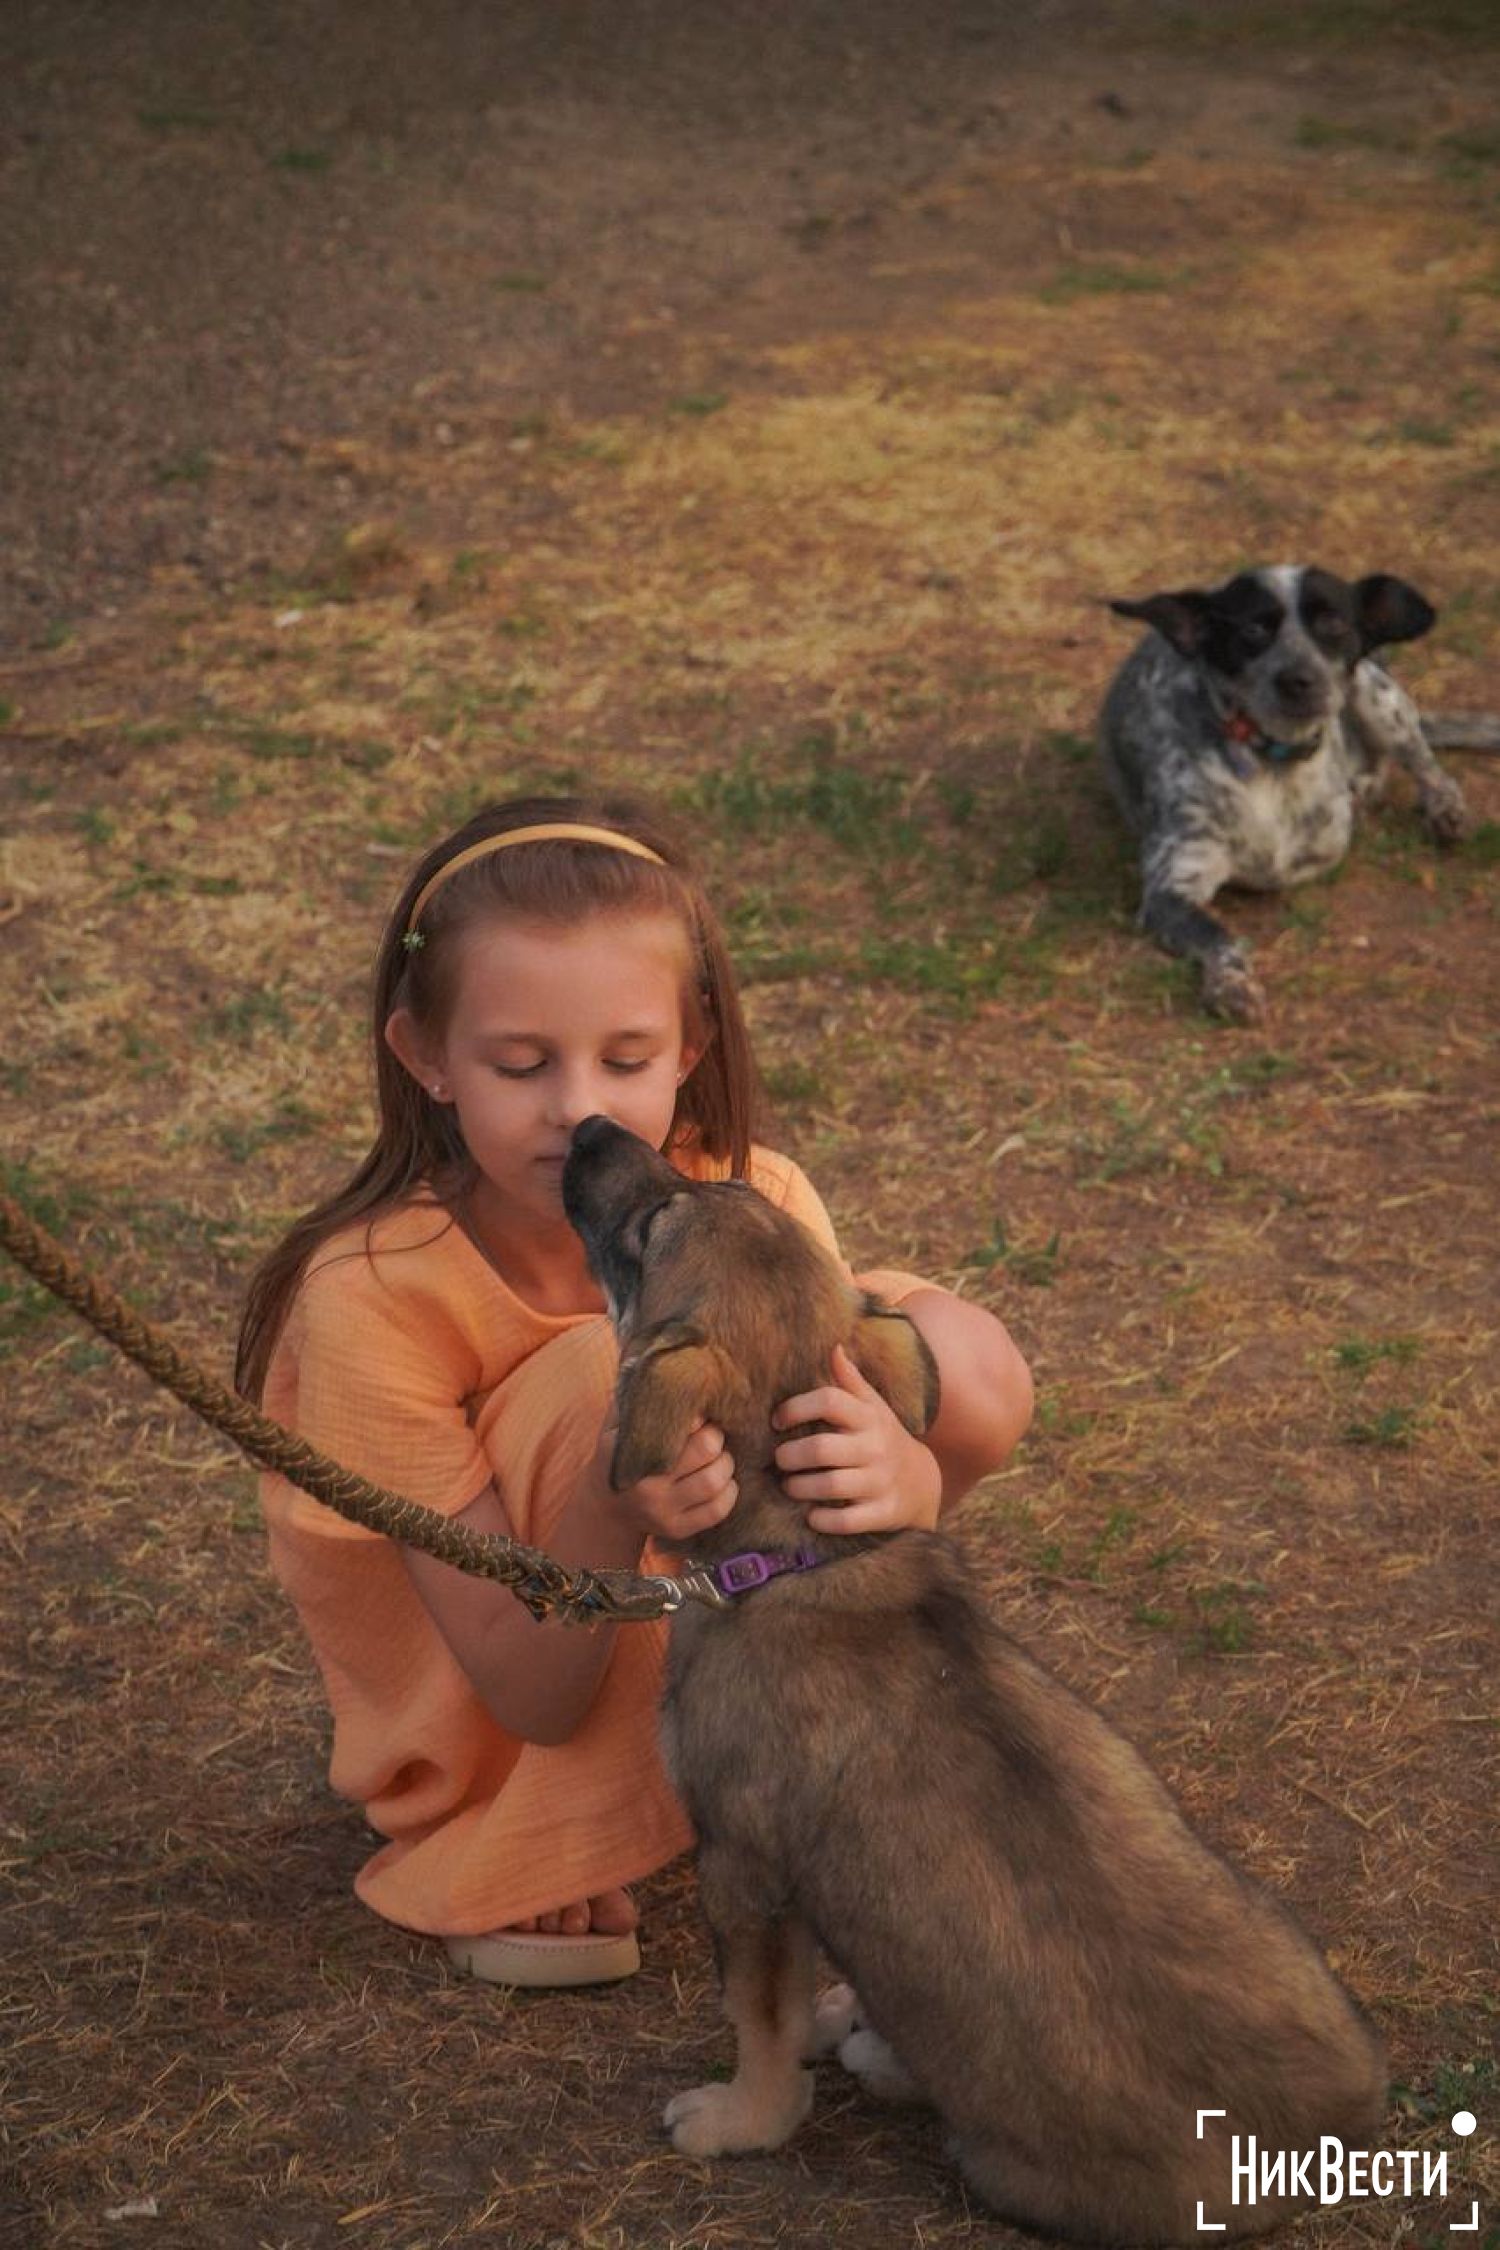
[1424,712,1500,753]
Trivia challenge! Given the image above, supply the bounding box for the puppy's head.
[562,1115,937,1494]
[1112,566,1435,756]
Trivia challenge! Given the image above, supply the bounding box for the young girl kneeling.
[237,796,1033,1988]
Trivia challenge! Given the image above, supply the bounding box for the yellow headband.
[402,822,668,947]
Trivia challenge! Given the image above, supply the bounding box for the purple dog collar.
[710,1547,824,1598]
[655,1546,826,1611]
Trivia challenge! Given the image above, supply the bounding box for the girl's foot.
[505,1887,637,1938]
[445,1888,641,1988]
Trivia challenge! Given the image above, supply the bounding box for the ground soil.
[2,3,1497,2247]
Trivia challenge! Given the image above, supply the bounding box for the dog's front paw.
[664,2071,814,2157]
[1421,778,1471,847]
[1202,950,1267,1025]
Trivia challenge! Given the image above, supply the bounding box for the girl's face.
[388,911,702,1230]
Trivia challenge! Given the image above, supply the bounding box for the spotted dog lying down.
[562,1113,1386,2247]
[1100,565,1496,1021]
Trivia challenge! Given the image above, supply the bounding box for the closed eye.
[492,1054,656,1079]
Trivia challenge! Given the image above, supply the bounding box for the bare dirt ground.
[2,3,1497,2246]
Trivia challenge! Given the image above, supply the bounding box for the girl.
[238,794,1033,1989]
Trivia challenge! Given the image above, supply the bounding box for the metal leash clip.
[641,1548,830,1613]
[644,1564,733,1613]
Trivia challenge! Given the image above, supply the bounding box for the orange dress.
[260,1145,924,1936]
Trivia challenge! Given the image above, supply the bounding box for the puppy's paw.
[838,2026,922,2105]
[1202,951,1267,1025]
[809,1981,861,2057]
[1421,778,1471,847]
[664,2071,814,2157]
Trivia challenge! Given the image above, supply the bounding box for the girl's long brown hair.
[235,793,761,1402]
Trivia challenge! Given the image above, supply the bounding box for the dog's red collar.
[1221,705,1310,766]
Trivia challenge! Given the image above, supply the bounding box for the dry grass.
[3,11,1498,2247]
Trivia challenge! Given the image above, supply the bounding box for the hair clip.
[401,929,426,952]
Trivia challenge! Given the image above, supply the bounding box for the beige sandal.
[445,1926,641,1989]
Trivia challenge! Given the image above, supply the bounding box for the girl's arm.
[905,1286,1034,1508]
[775,1287,1033,1534]
[400,1419,736,1747]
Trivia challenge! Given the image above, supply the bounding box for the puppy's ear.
[1353,573,1436,653]
[611,1321,747,1490]
[1109,590,1214,658]
[1112,589,1215,655]
[848,1297,941,1436]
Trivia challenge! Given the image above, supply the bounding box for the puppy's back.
[721,1536,1384,2244]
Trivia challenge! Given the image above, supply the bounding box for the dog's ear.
[1352,573,1436,653]
[1108,589,1214,659]
[847,1297,941,1436]
[611,1320,747,1490]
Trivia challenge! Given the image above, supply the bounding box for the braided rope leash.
[0,1190,676,1625]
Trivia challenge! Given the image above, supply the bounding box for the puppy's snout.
[1275,663,1324,708]
[570,1114,618,1158]
[562,1114,681,1237]
[562,1114,625,1229]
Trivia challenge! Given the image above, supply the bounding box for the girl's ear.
[385,1007,442,1092]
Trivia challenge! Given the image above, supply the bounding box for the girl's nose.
[548,1066,609,1132]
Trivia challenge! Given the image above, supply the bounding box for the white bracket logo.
[1196,2111,1228,2234]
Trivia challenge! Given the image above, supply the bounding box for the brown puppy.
[562,1116,1386,2245]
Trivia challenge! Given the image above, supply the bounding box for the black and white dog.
[1099,566,1490,1021]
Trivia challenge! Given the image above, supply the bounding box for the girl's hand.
[773,1344,942,1536]
[602,1416,738,1549]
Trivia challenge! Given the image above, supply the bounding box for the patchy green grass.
[1039,261,1179,305]
[1188,1580,1266,1656]
[155,447,213,486]
[1440,124,1500,164]
[1294,115,1418,154]
[961,1215,1064,1286]
[1160,0,1500,47]
[138,104,222,132]
[668,392,731,417]
[682,734,914,855]
[1334,1334,1422,1376]
[1343,1404,1422,1448]
[1394,419,1458,448]
[194,986,294,1046]
[859,926,1013,1007]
